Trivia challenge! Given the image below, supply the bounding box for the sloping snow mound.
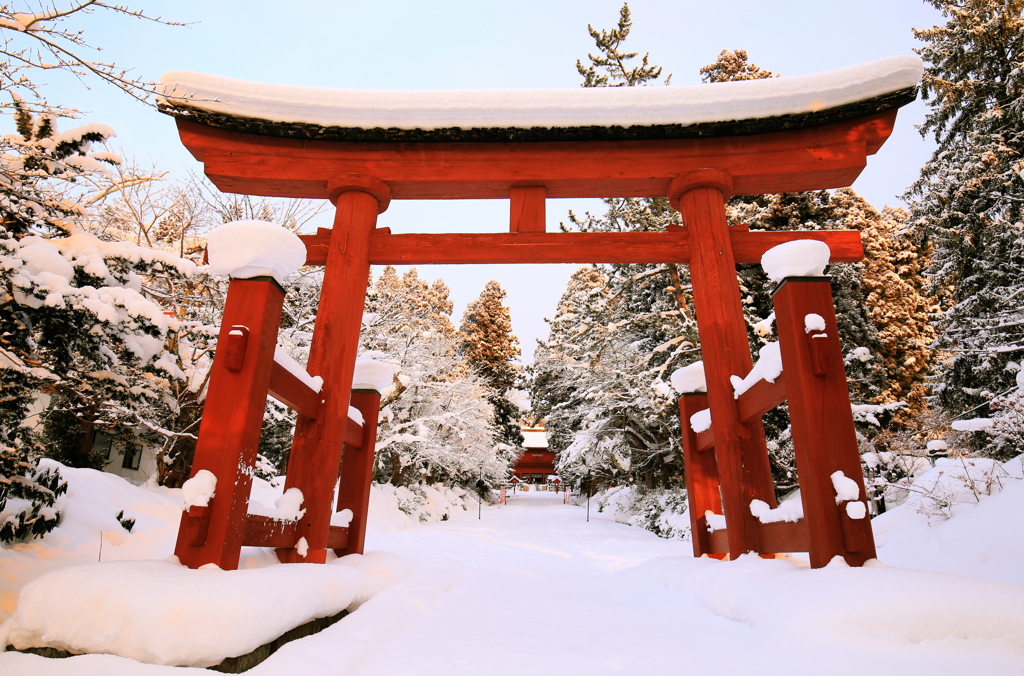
[873,455,1024,586]
[0,462,182,622]
[666,555,1024,653]
[0,553,409,668]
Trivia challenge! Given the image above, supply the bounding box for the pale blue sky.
[47,0,945,362]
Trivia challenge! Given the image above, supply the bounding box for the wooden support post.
[334,389,383,557]
[772,277,877,567]
[278,175,390,564]
[510,186,546,233]
[669,170,777,559]
[678,393,725,559]
[174,277,284,570]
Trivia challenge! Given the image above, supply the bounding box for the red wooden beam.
[678,394,725,559]
[174,278,284,570]
[673,171,777,559]
[344,416,364,449]
[243,514,298,548]
[705,520,810,554]
[327,525,350,549]
[268,361,322,420]
[175,110,897,201]
[334,389,383,558]
[510,186,546,233]
[736,373,788,424]
[279,183,384,565]
[298,229,863,267]
[695,427,715,454]
[773,277,877,567]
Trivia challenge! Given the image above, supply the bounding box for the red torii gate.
[161,57,920,569]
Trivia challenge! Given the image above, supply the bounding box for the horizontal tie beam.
[299,228,863,267]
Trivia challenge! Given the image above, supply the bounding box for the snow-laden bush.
[387,483,471,523]
[901,457,1013,521]
[596,485,690,540]
[0,447,67,543]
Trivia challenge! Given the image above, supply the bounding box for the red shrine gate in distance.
[162,58,920,569]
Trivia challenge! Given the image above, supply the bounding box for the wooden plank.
[773,278,877,567]
[695,427,715,454]
[173,278,284,571]
[268,361,322,420]
[757,519,810,553]
[344,416,364,449]
[327,525,349,550]
[731,230,862,263]
[334,390,383,557]
[678,395,724,559]
[510,186,546,233]
[176,110,898,201]
[298,229,863,267]
[736,374,788,424]
[707,525,729,554]
[243,514,298,549]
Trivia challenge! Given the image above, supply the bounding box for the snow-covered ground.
[2,461,1024,675]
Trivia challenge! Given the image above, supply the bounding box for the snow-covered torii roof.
[157,56,921,144]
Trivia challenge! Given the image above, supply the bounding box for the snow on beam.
[157,56,921,142]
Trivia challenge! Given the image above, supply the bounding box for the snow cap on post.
[352,359,394,393]
[206,220,306,284]
[760,239,831,284]
[671,361,707,394]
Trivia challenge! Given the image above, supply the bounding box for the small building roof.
[158,56,920,144]
[522,430,549,449]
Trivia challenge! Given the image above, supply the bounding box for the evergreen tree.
[364,268,510,488]
[530,4,696,490]
[905,0,1024,457]
[699,49,776,83]
[460,280,524,451]
[575,3,669,87]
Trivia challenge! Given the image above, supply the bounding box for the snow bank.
[206,220,306,284]
[0,553,408,667]
[0,462,182,624]
[760,239,831,283]
[873,456,1024,586]
[660,554,1024,654]
[159,56,922,131]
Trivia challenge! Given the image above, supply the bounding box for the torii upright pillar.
[277,175,391,564]
[669,169,777,559]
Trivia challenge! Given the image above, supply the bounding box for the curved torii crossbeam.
[161,56,921,569]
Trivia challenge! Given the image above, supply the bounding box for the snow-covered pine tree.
[575,3,668,88]
[905,0,1024,457]
[459,280,525,453]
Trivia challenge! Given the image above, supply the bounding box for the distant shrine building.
[514,427,556,484]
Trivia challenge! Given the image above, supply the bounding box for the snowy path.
[4,488,1024,675]
[257,490,1024,676]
